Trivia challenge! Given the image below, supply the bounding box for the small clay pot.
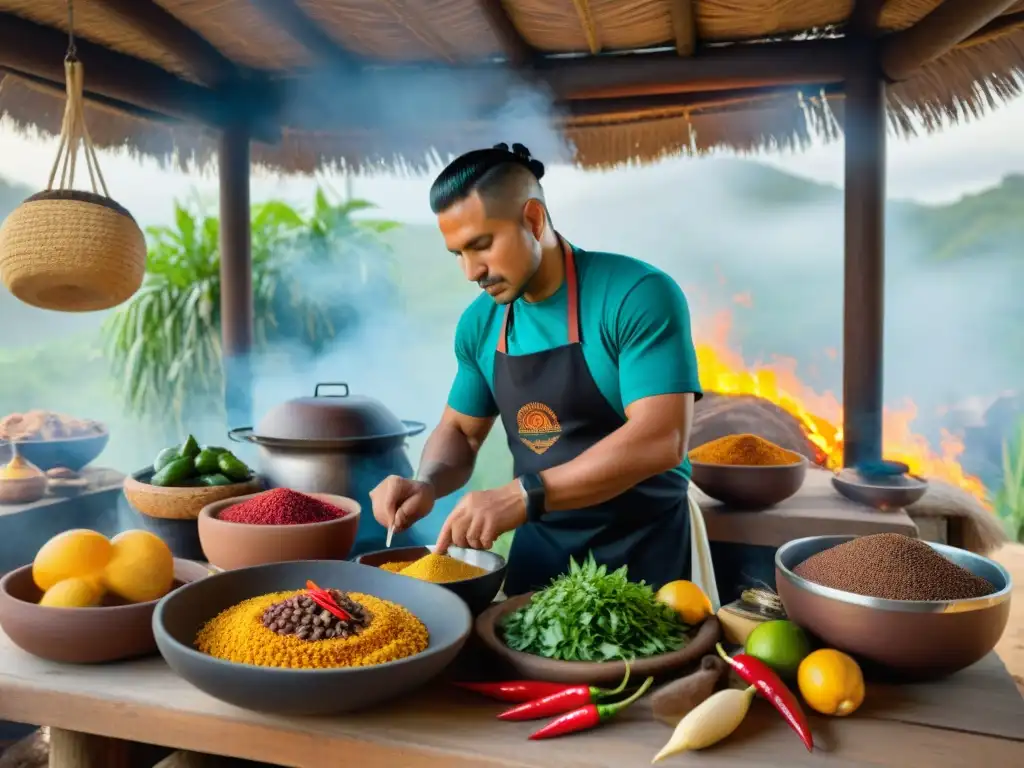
[197,491,361,571]
[0,475,47,505]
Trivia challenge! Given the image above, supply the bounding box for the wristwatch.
[517,473,547,522]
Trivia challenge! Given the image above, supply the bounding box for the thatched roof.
[0,0,1022,173]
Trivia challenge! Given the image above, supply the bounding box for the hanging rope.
[46,0,109,197]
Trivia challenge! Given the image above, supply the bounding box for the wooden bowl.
[197,491,361,571]
[690,456,808,509]
[0,558,213,664]
[123,467,262,520]
[475,594,721,685]
[0,475,47,505]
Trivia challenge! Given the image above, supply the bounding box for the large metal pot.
[228,382,425,555]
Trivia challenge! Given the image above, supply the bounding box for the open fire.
[695,309,988,503]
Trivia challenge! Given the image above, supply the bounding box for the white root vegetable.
[652,685,756,763]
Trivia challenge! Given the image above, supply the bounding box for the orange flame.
[695,309,988,502]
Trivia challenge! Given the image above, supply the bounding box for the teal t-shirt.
[447,244,703,484]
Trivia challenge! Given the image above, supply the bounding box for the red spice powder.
[219,488,344,525]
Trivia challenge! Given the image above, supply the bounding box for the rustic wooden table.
[0,632,1021,768]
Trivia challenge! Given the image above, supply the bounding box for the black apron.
[495,238,691,596]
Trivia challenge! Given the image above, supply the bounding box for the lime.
[745,620,811,677]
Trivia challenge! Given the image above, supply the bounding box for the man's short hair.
[429,143,546,216]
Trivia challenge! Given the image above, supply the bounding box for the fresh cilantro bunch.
[501,554,690,662]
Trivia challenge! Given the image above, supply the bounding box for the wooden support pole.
[842,43,886,469]
[475,0,536,66]
[47,729,130,768]
[218,123,254,429]
[669,1,697,56]
[881,0,1018,80]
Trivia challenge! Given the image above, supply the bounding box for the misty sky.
[1,97,1023,226]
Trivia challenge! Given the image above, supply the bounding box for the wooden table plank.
[0,634,1020,768]
[698,469,918,548]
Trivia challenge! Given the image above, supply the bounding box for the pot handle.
[227,427,255,443]
[314,382,350,398]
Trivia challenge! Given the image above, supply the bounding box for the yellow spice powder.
[379,560,415,573]
[195,590,428,669]
[397,553,487,583]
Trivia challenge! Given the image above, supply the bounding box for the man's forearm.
[415,422,479,498]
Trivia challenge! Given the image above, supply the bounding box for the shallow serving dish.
[0,558,212,664]
[356,545,506,615]
[691,455,807,509]
[474,594,721,685]
[776,535,1012,679]
[198,491,361,570]
[831,469,929,510]
[0,430,110,472]
[124,467,262,521]
[153,559,472,715]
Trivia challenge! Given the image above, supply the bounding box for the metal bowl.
[775,535,1012,679]
[153,559,472,715]
[690,455,808,509]
[356,545,506,615]
[0,431,109,472]
[831,470,929,510]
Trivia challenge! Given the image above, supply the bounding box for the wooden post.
[842,42,886,468]
[47,729,130,768]
[218,122,254,429]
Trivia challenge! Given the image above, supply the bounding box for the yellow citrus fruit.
[103,530,174,604]
[39,576,105,608]
[655,580,713,625]
[32,529,112,591]
[798,649,865,716]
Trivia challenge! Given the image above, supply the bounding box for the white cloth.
[688,487,721,611]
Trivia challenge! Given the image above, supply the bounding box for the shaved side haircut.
[430,143,548,221]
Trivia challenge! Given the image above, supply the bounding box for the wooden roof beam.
[91,0,240,87]
[249,0,362,71]
[669,1,697,56]
[475,0,537,66]
[957,10,1024,49]
[881,0,1019,80]
[0,13,277,141]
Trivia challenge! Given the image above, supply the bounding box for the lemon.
[103,530,174,603]
[32,529,112,591]
[744,620,811,677]
[655,580,713,625]
[798,649,865,716]
[39,576,105,608]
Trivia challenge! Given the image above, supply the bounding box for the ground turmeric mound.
[397,553,487,583]
[689,433,802,467]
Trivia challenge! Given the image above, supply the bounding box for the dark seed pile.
[260,590,372,641]
[794,533,995,601]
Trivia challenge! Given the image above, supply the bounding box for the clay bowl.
[0,558,213,664]
[475,594,721,685]
[831,470,929,510]
[0,475,48,505]
[776,535,1012,680]
[0,430,110,472]
[356,545,507,615]
[690,455,808,509]
[153,559,472,715]
[198,491,361,571]
[123,467,263,520]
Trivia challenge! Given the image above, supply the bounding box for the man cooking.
[370,142,708,597]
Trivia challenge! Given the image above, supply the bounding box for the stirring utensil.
[386,522,394,548]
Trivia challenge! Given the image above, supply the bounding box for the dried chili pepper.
[499,665,632,721]
[455,681,571,703]
[716,643,813,752]
[528,677,653,740]
[305,579,352,622]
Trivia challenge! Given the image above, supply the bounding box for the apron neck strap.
[497,237,579,354]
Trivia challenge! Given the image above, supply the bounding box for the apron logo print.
[516,402,562,455]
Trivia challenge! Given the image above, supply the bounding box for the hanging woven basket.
[0,58,145,312]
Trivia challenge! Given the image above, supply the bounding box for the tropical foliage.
[100,189,400,428]
[992,417,1024,543]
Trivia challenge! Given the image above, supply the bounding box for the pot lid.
[255,383,409,441]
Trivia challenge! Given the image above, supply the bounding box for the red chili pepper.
[716,643,814,752]
[454,681,572,703]
[305,579,352,622]
[528,677,653,740]
[499,665,632,721]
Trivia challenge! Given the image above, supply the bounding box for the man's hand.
[435,482,526,552]
[370,476,436,534]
